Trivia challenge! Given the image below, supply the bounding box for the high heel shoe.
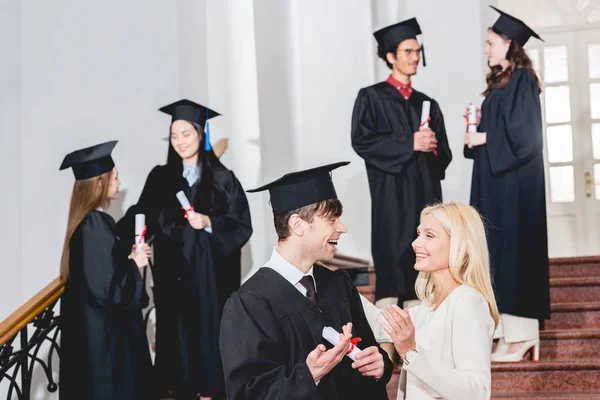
[490,340,510,362]
[493,338,540,362]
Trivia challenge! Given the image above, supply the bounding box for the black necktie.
[299,275,317,305]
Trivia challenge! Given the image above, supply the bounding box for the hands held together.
[306,322,385,382]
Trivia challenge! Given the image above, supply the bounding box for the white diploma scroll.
[176,191,195,217]
[135,214,146,253]
[176,191,213,233]
[420,101,430,129]
[322,326,362,362]
[467,104,477,133]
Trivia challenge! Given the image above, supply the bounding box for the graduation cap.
[159,99,220,151]
[490,6,543,46]
[373,18,426,66]
[59,140,117,180]
[247,161,350,216]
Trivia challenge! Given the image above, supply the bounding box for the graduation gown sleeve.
[351,88,415,175]
[220,291,320,400]
[60,211,148,400]
[426,99,452,180]
[116,166,163,246]
[79,212,143,308]
[485,69,543,175]
[208,171,253,256]
[344,274,394,386]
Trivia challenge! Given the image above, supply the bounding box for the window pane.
[547,125,573,163]
[595,164,600,199]
[591,84,600,119]
[545,86,571,124]
[543,46,568,83]
[588,44,600,79]
[528,48,540,71]
[592,124,600,159]
[549,165,575,203]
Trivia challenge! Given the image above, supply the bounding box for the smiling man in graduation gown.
[219,162,393,400]
[351,18,452,306]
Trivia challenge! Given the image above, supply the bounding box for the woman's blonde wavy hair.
[415,202,499,326]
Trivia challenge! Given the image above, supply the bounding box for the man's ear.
[386,50,397,66]
[288,214,305,237]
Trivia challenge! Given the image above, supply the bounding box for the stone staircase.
[333,255,600,399]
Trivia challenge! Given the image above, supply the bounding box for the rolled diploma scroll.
[467,104,477,133]
[135,214,145,253]
[175,191,212,233]
[176,191,195,217]
[420,101,430,129]
[420,101,438,156]
[322,326,362,361]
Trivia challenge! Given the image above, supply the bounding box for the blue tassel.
[204,108,212,152]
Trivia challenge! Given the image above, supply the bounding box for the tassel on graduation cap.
[373,17,427,67]
[204,107,212,152]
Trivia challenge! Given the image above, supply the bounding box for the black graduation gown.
[219,265,393,400]
[117,163,253,397]
[465,68,550,320]
[351,82,452,301]
[60,211,154,400]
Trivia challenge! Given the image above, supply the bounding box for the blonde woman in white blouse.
[383,202,499,400]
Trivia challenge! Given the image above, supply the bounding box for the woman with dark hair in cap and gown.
[351,18,452,309]
[117,100,252,399]
[464,7,550,363]
[59,141,154,400]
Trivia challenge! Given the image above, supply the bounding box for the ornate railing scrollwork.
[0,278,65,400]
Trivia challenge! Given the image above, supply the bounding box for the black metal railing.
[0,279,64,400]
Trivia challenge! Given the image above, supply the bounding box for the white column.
[0,0,23,322]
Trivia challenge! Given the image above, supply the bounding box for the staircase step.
[387,361,600,397]
[492,391,600,399]
[550,256,600,278]
[540,329,600,359]
[546,302,600,330]
[550,277,600,303]
[491,359,600,392]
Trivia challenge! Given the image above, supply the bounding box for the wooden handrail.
[0,277,65,347]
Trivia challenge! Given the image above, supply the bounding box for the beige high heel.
[493,338,540,362]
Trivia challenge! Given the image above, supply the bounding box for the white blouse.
[397,285,494,400]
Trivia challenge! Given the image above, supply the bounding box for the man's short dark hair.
[274,198,343,241]
[377,43,399,70]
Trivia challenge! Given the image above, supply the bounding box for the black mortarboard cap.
[158,99,220,127]
[59,140,117,180]
[247,161,350,216]
[373,18,426,66]
[374,18,422,52]
[490,6,543,46]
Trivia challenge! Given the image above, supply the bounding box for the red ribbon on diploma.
[182,207,195,218]
[347,337,362,354]
[135,225,147,242]
[420,117,438,157]
[465,116,477,132]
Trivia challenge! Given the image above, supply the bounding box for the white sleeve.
[402,292,494,400]
[359,294,392,343]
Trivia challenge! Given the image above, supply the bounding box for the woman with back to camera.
[59,140,154,400]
